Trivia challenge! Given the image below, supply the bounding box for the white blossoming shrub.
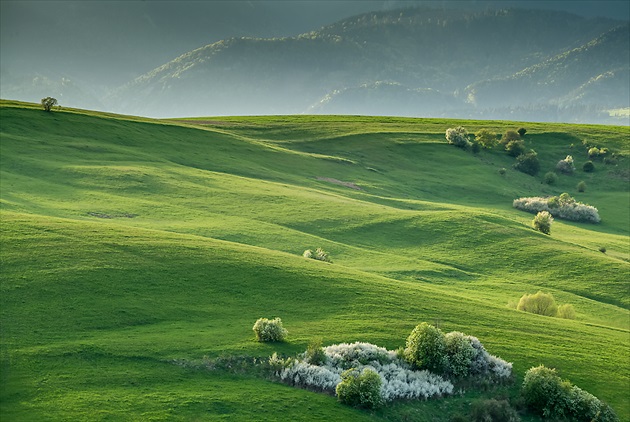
[252,317,288,342]
[556,155,575,174]
[272,341,454,402]
[269,334,513,407]
[513,194,600,223]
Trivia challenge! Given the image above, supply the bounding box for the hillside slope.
[1,102,629,420]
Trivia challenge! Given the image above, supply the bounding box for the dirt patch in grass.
[316,177,362,190]
[87,212,138,219]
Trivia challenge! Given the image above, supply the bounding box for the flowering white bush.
[252,317,288,342]
[513,195,600,223]
[271,341,453,401]
[556,155,575,174]
[303,247,332,263]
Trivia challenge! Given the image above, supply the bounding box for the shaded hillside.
[106,8,627,122]
[465,24,630,109]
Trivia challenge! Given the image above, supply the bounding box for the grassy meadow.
[1,100,628,420]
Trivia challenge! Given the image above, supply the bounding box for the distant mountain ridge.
[103,8,629,123]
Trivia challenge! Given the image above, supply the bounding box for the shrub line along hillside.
[0,101,628,421]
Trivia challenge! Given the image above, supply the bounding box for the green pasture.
[1,101,628,420]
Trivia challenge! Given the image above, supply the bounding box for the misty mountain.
[106,8,629,123]
[465,24,630,109]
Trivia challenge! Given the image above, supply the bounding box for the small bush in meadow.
[336,367,383,409]
[514,150,540,175]
[305,338,327,365]
[544,171,558,184]
[577,180,586,192]
[303,247,332,263]
[505,140,526,157]
[517,291,558,316]
[557,304,576,319]
[532,211,553,234]
[501,130,521,145]
[517,128,527,137]
[603,156,618,165]
[445,126,471,148]
[404,322,448,373]
[470,399,521,422]
[499,167,507,176]
[583,161,595,172]
[599,246,607,253]
[513,194,600,223]
[475,129,498,148]
[522,365,619,421]
[253,317,288,342]
[556,155,575,174]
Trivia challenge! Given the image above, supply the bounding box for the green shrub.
[505,140,525,157]
[532,211,553,235]
[522,365,569,419]
[303,247,332,263]
[253,317,288,342]
[474,129,498,148]
[445,126,471,148]
[404,322,447,373]
[517,291,558,316]
[514,150,540,175]
[583,161,595,172]
[470,399,521,422]
[336,367,383,409]
[599,246,607,253]
[444,331,476,377]
[501,130,521,145]
[498,167,507,176]
[543,171,558,184]
[305,338,327,365]
[470,141,481,154]
[577,181,586,192]
[557,304,576,319]
[603,156,618,165]
[522,365,619,421]
[517,127,527,137]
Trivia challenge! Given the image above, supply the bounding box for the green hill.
[1,100,629,420]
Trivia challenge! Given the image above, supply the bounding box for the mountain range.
[3,6,629,123]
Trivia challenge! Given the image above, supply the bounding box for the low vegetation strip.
[513,193,601,223]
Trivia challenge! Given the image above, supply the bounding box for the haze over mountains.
[2,1,629,123]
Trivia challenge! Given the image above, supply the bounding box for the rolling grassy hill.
[1,100,629,420]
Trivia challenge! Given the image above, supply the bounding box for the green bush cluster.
[516,291,575,319]
[583,161,595,172]
[252,317,288,342]
[514,150,540,175]
[444,331,476,377]
[522,365,618,421]
[505,140,526,157]
[335,368,383,409]
[474,129,498,149]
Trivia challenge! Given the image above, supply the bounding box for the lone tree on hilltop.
[41,97,58,112]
